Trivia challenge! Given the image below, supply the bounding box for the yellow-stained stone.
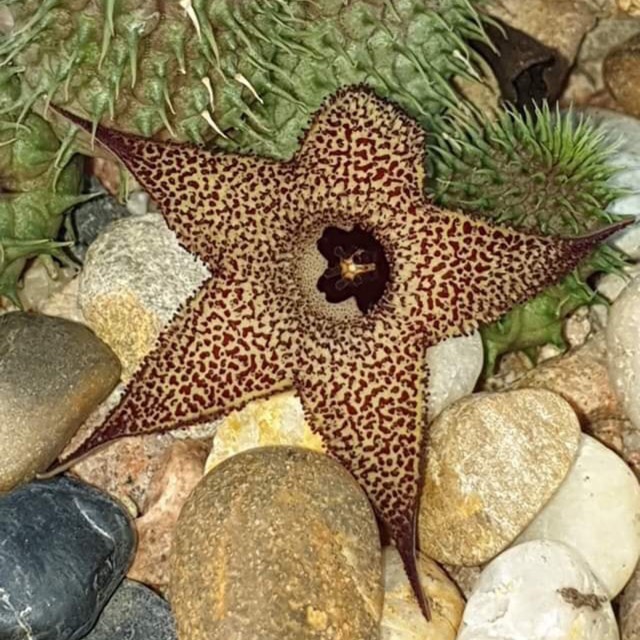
[381,547,464,640]
[170,446,383,640]
[205,390,325,473]
[618,0,640,16]
[604,34,640,118]
[82,292,160,381]
[419,389,581,566]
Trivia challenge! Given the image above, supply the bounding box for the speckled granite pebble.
[0,312,120,492]
[79,214,209,378]
[171,446,383,640]
[0,476,135,640]
[82,580,176,639]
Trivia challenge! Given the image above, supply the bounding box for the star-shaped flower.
[52,88,625,617]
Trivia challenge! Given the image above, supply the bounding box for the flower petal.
[51,105,293,268]
[294,87,426,207]
[383,208,632,343]
[57,272,295,466]
[294,320,429,614]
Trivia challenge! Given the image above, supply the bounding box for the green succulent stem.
[429,103,630,374]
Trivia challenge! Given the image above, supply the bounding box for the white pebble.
[516,435,640,597]
[607,273,640,430]
[425,332,483,420]
[458,540,619,640]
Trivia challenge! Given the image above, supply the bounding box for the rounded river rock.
[0,312,121,491]
[170,446,383,640]
[83,580,176,639]
[0,476,135,639]
[419,389,581,565]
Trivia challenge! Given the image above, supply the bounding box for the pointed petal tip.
[397,533,431,622]
[578,216,635,246]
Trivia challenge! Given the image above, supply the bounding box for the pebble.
[419,389,581,566]
[457,540,619,640]
[620,561,640,640]
[171,446,383,640]
[513,334,623,426]
[381,547,464,640]
[0,476,135,640]
[70,428,178,517]
[79,213,209,378]
[606,274,640,430]
[82,580,177,640]
[425,332,483,420]
[618,0,640,15]
[565,15,640,101]
[604,33,640,117]
[205,391,324,474]
[576,108,640,232]
[516,434,640,597]
[485,0,597,68]
[40,275,85,323]
[16,260,78,312]
[128,440,208,593]
[0,312,120,492]
[66,189,131,261]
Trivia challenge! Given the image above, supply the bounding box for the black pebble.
[0,476,135,640]
[82,580,177,640]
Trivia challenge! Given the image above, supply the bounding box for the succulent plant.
[0,68,87,305]
[0,0,628,373]
[1,0,488,158]
[428,104,628,373]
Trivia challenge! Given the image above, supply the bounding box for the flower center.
[316,225,390,314]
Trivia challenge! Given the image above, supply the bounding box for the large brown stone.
[170,446,383,640]
[0,312,120,492]
[604,33,640,117]
[419,389,581,566]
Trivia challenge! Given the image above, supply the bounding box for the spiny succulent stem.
[180,0,202,40]
[127,28,140,89]
[8,0,58,40]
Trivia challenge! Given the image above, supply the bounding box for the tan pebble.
[604,33,640,117]
[170,447,383,640]
[618,0,640,16]
[381,547,464,640]
[420,389,581,565]
[0,312,121,492]
[513,334,623,426]
[486,0,597,64]
[128,439,209,594]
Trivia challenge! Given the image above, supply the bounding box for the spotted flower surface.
[52,88,625,617]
